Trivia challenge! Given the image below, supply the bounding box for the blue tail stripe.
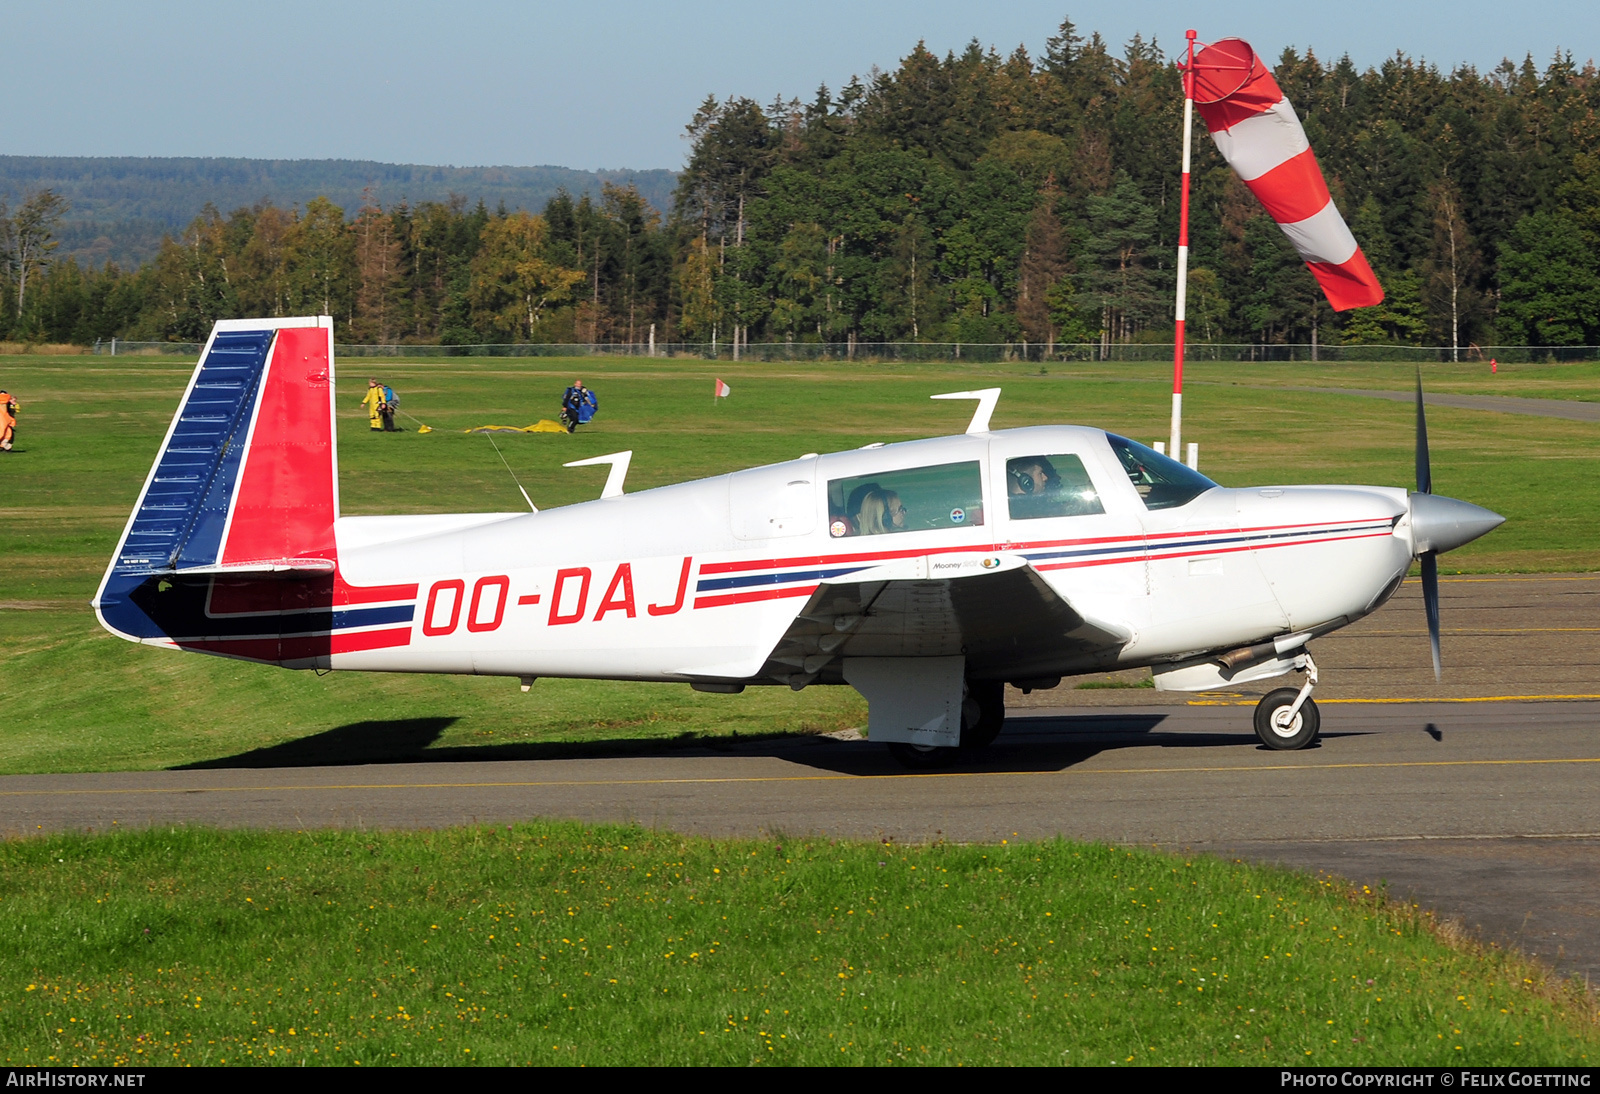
[114,329,275,575]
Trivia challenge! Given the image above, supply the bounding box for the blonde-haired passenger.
[855,489,907,535]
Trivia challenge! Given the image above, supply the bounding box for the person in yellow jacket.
[358,379,385,432]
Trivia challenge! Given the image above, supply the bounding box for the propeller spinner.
[1408,372,1505,678]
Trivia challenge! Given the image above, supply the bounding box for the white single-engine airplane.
[95,317,1504,764]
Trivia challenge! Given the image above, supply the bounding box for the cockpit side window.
[1105,434,1218,510]
[1005,454,1105,520]
[827,461,984,537]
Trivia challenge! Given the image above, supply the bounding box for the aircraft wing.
[761,552,1131,685]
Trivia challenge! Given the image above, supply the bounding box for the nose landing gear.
[1253,651,1320,750]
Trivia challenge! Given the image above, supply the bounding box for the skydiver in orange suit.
[0,389,16,452]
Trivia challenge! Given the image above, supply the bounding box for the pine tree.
[284,197,356,325]
[1017,182,1069,351]
[352,190,405,344]
[1080,172,1162,353]
[1496,209,1600,346]
[1341,197,1426,344]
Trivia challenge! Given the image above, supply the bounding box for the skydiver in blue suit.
[560,379,598,432]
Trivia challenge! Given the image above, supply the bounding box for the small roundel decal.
[949,507,966,524]
[830,519,848,538]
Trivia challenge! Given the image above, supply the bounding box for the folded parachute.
[1191,39,1383,311]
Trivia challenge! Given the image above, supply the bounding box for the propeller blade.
[1421,550,1441,680]
[1415,369,1432,496]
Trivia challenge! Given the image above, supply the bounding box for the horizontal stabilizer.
[170,558,338,579]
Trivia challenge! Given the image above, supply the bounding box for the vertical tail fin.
[95,317,343,650]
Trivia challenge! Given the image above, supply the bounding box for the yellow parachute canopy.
[465,421,568,434]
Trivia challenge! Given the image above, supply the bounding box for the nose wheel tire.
[1254,687,1319,750]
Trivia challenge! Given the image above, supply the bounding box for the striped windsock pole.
[1171,29,1198,460]
[1191,38,1384,311]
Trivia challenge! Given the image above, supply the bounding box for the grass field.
[1,822,1594,1067]
[2,353,1597,775]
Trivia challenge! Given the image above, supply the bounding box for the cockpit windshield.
[1105,434,1218,510]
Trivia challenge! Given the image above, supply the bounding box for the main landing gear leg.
[886,679,1005,768]
[1253,651,1320,751]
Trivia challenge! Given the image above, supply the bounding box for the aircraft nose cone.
[1409,492,1505,555]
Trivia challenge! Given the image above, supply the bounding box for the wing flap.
[763,553,1129,684]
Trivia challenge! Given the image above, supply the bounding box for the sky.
[9,0,1597,171]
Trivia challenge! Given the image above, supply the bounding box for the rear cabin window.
[1105,434,1218,510]
[1005,454,1106,520]
[828,461,984,537]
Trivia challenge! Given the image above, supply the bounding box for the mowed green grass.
[2,822,1594,1067]
[1193,357,1600,403]
[2,353,1597,774]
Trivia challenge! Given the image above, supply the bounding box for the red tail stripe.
[220,327,336,567]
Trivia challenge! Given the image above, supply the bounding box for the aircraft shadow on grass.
[176,716,859,770]
[175,711,1361,774]
[176,717,461,769]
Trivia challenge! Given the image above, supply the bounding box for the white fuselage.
[330,426,1414,685]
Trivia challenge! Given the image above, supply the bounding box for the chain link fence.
[91,338,1600,365]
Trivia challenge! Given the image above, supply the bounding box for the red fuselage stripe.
[697,516,1388,575]
[693,584,819,610]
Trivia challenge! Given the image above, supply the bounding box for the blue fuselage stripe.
[1023,523,1389,564]
[186,603,414,638]
[696,565,871,593]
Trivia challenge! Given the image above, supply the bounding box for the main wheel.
[1253,687,1320,750]
[887,742,958,768]
[960,680,1005,751]
[887,681,1006,767]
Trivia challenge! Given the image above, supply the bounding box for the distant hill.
[0,157,678,269]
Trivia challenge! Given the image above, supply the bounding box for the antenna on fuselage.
[930,388,1001,434]
[564,450,633,499]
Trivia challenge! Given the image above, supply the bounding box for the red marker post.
[1171,30,1198,460]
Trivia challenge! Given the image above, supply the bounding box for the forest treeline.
[4,18,1600,351]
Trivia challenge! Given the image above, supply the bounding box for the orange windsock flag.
[1191,38,1383,311]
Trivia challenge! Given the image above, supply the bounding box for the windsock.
[1190,39,1383,310]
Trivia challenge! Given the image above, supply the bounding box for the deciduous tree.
[468,212,585,341]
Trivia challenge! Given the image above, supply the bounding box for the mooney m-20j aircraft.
[95,317,1504,764]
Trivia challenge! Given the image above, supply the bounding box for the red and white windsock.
[1191,39,1383,310]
